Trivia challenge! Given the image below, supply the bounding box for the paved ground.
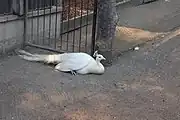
[113,0,180,55]
[1,0,180,119]
[117,0,180,32]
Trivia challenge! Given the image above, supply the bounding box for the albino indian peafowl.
[17,50,106,75]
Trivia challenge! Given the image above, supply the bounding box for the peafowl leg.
[70,70,77,76]
[54,69,59,72]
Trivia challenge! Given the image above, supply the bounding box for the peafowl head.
[96,54,106,62]
[93,51,106,62]
[93,50,106,62]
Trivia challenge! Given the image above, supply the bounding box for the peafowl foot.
[54,69,59,72]
[70,70,77,76]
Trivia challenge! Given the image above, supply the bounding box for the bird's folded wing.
[60,53,93,71]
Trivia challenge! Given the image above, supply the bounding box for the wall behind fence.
[0,0,94,54]
[0,0,63,54]
[0,0,148,55]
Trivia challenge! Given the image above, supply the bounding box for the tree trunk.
[96,0,118,66]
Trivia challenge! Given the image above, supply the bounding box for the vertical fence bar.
[43,0,46,44]
[78,0,83,52]
[91,0,97,56]
[72,0,77,52]
[31,0,34,44]
[23,0,28,48]
[60,0,64,50]
[54,0,58,49]
[85,0,90,52]
[7,0,11,15]
[37,0,40,44]
[2,1,7,47]
[66,0,71,51]
[48,0,52,45]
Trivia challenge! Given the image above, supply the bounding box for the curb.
[114,27,180,58]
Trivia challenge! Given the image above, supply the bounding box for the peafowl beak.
[102,57,106,60]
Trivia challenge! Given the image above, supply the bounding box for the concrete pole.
[96,0,118,66]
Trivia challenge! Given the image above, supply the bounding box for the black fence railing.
[23,0,97,54]
[0,0,97,55]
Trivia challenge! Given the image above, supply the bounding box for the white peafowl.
[17,50,106,75]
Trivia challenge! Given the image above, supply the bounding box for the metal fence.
[23,0,97,55]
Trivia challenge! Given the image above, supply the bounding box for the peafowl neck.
[95,60,105,74]
[96,59,103,66]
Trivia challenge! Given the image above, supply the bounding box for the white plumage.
[17,50,106,75]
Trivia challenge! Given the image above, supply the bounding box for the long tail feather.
[18,50,34,56]
[18,50,62,64]
[18,54,46,62]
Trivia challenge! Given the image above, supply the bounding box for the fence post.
[22,0,28,48]
[96,0,118,66]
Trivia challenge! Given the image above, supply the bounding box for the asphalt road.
[1,0,180,119]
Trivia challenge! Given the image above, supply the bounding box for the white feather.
[18,50,105,75]
[54,52,93,71]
